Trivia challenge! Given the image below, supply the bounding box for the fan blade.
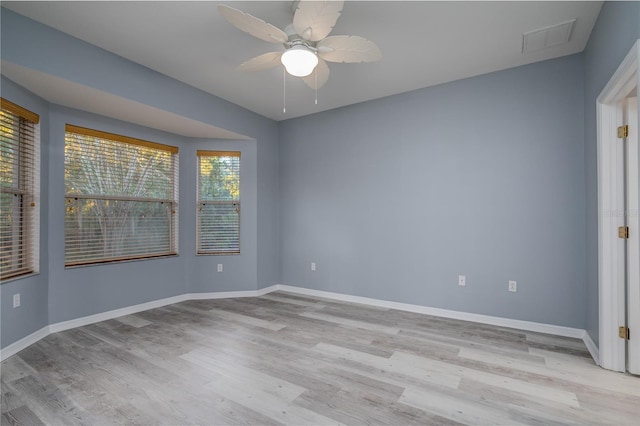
[293,0,344,42]
[218,4,288,44]
[238,52,283,72]
[317,35,382,63]
[302,58,330,90]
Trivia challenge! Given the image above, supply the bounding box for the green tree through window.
[1,99,39,280]
[64,125,178,265]
[197,151,240,254]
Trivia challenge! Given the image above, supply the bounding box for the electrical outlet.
[458,275,466,286]
[13,293,20,308]
[311,262,316,271]
[509,280,517,292]
[217,264,223,272]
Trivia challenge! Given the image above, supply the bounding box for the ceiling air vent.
[522,19,576,53]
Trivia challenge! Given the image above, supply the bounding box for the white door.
[597,40,640,373]
[626,96,640,374]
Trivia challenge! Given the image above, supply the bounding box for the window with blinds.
[197,151,240,255]
[1,99,40,280]
[64,125,179,266]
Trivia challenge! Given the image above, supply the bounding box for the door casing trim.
[597,40,640,372]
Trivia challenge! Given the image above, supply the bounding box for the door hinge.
[618,226,629,239]
[618,125,629,138]
[619,326,630,340]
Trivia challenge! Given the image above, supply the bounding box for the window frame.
[64,125,179,267]
[0,98,40,281]
[196,150,241,256]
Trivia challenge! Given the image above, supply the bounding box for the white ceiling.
[3,1,603,122]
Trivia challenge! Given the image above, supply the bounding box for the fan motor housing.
[283,24,317,51]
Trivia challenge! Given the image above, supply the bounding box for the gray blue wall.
[279,54,587,328]
[583,1,640,347]
[46,106,259,324]
[0,77,50,348]
[0,8,280,292]
[3,2,639,351]
[1,8,280,347]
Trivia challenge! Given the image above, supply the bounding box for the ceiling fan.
[218,0,382,90]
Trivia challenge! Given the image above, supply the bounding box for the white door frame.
[597,40,640,372]
[626,96,640,374]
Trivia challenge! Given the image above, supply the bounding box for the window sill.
[196,251,240,256]
[1,271,40,285]
[64,253,179,269]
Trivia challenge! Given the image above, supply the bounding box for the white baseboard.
[582,331,600,366]
[0,326,49,362]
[186,286,279,301]
[1,283,593,363]
[276,285,587,339]
[256,285,279,296]
[49,293,190,334]
[1,287,278,362]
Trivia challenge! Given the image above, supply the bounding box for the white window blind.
[64,125,179,266]
[197,151,240,255]
[1,98,40,280]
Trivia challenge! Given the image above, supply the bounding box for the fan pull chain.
[315,71,318,105]
[283,67,286,114]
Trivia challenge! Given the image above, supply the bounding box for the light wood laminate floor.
[1,291,639,425]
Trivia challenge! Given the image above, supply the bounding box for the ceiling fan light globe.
[281,46,318,77]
